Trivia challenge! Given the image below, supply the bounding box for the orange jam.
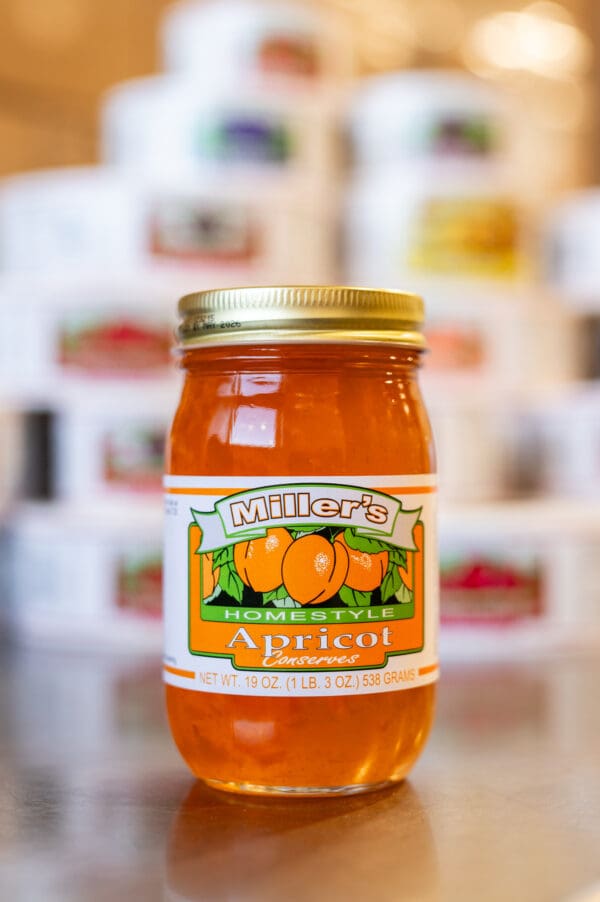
[164,286,438,796]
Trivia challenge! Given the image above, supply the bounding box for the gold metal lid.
[177,285,426,349]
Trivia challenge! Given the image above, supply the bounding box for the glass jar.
[164,286,438,796]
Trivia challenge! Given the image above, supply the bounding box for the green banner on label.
[201,603,415,625]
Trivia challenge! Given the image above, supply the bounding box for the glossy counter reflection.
[1,643,600,901]
[166,782,438,901]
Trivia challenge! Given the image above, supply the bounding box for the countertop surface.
[1,643,600,902]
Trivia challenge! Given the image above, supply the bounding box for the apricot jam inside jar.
[164,286,438,796]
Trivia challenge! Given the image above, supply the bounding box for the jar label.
[423,115,498,157]
[58,315,172,374]
[117,552,163,619]
[408,198,519,277]
[149,200,257,263]
[197,116,292,164]
[425,322,485,372]
[103,425,165,490]
[441,551,543,624]
[256,34,320,78]
[163,475,438,696]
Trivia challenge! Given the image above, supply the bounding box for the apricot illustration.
[334,533,388,592]
[201,552,220,597]
[234,528,293,593]
[282,534,349,605]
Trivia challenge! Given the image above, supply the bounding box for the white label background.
[164,474,438,697]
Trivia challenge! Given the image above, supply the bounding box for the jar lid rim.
[177,285,426,349]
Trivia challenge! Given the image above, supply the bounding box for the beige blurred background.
[0,0,597,184]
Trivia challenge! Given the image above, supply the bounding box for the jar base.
[201,776,402,798]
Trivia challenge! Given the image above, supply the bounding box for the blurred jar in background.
[0,166,336,286]
[161,0,355,88]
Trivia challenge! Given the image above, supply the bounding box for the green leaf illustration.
[218,561,244,603]
[395,582,413,605]
[388,547,407,568]
[343,528,394,555]
[289,526,320,539]
[272,596,301,609]
[212,545,233,569]
[262,585,289,605]
[380,566,403,603]
[339,585,373,607]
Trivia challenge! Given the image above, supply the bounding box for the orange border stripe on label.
[167,485,437,496]
[418,663,439,676]
[164,665,195,680]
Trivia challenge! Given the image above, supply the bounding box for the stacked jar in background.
[346,69,600,658]
[0,267,180,648]
[532,191,600,494]
[0,0,352,649]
